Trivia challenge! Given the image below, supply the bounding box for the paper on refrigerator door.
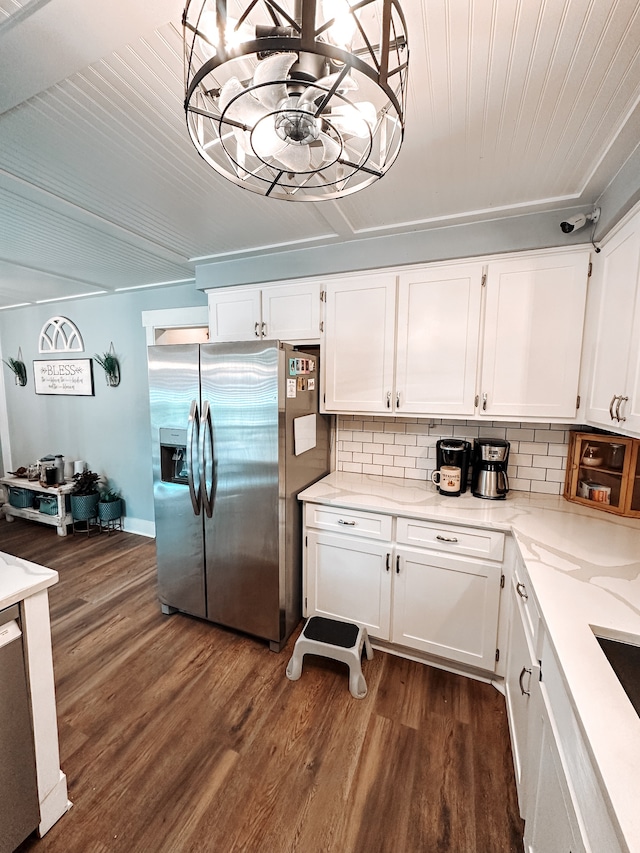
[294,413,317,456]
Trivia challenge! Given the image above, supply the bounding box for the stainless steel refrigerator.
[147,340,330,651]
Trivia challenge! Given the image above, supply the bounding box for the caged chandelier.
[183,0,408,201]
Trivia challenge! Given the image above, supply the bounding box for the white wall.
[0,283,207,534]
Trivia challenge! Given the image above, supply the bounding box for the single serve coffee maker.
[433,439,471,497]
[471,438,510,500]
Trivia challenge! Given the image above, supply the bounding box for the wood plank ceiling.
[0,0,639,308]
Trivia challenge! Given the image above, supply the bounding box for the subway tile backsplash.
[336,416,575,495]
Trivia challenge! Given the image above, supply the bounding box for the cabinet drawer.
[304,503,392,540]
[397,517,505,561]
[513,556,540,649]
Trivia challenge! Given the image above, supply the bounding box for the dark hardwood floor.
[4,517,524,853]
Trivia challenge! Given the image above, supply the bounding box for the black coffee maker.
[471,438,510,499]
[435,439,471,495]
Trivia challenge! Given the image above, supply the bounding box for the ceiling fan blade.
[273,142,312,173]
[252,53,298,110]
[298,72,358,110]
[319,132,342,164]
[220,77,269,124]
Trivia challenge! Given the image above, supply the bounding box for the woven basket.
[39,495,59,516]
[9,487,34,509]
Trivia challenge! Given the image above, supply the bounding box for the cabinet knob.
[516,581,528,601]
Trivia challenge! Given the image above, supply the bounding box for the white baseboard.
[122,517,155,538]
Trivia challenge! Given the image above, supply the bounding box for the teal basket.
[39,495,58,516]
[8,487,34,509]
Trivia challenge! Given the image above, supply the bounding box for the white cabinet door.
[391,547,502,670]
[305,530,392,639]
[323,274,397,413]
[208,287,262,342]
[480,251,590,419]
[208,282,321,343]
[395,263,483,415]
[504,580,540,817]
[524,683,587,853]
[585,216,640,434]
[261,282,320,342]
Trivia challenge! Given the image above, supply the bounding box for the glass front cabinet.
[564,432,640,517]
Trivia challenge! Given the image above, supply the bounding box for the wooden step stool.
[286,616,374,699]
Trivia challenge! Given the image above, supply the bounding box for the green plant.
[94,348,120,386]
[3,357,27,386]
[99,486,122,503]
[72,469,101,496]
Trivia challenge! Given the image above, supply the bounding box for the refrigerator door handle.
[199,400,215,519]
[187,399,201,516]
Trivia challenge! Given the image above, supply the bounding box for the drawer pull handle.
[436,534,458,543]
[616,395,628,422]
[386,553,390,572]
[338,519,356,526]
[518,666,532,696]
[396,555,400,574]
[516,581,528,601]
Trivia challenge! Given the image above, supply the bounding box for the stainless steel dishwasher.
[0,603,40,853]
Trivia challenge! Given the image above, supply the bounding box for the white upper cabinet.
[208,280,321,343]
[479,251,590,420]
[323,263,484,416]
[323,273,397,413]
[584,212,640,435]
[395,264,483,415]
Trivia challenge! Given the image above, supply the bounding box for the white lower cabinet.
[392,547,502,670]
[305,530,392,639]
[303,504,504,673]
[524,681,587,853]
[504,577,540,814]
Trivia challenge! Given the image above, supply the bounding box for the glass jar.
[608,443,625,470]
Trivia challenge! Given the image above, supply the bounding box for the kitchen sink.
[596,636,640,717]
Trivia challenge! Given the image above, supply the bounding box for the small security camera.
[560,208,600,234]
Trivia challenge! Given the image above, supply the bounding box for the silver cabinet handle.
[436,534,458,543]
[609,394,618,420]
[616,396,628,422]
[519,665,532,696]
[261,321,267,337]
[482,392,488,411]
[396,554,400,574]
[386,553,390,572]
[516,581,528,601]
[254,321,260,338]
[338,519,356,526]
[396,391,400,409]
[386,391,391,408]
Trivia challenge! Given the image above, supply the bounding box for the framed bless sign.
[34,359,94,396]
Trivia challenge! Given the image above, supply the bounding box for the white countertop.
[299,471,640,852]
[0,550,59,610]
